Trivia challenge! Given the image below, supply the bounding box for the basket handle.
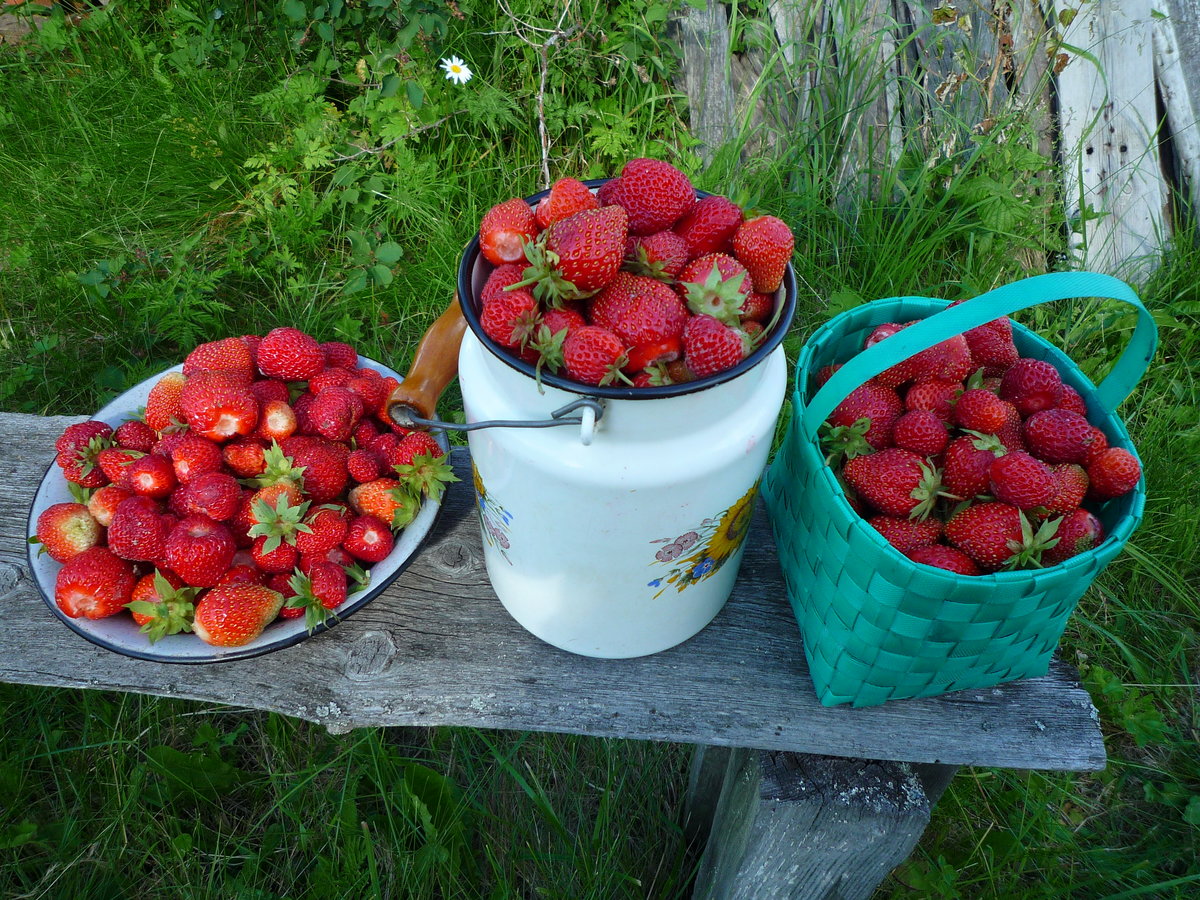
[800,271,1157,440]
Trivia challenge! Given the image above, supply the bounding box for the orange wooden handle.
[386,295,467,428]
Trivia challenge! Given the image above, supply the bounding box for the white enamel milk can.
[388,185,796,658]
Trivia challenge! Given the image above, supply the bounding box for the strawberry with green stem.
[285,561,348,631]
[508,205,628,306]
[126,570,198,643]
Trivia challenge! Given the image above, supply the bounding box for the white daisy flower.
[440,56,472,85]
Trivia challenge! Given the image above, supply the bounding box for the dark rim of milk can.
[457,179,798,401]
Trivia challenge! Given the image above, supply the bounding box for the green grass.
[2,1,1199,897]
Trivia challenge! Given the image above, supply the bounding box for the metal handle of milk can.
[395,397,605,446]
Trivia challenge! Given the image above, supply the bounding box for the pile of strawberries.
[33,328,455,648]
[820,309,1142,575]
[475,157,795,387]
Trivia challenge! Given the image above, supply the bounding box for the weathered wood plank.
[1056,0,1168,276]
[1153,0,1200,215]
[0,413,1105,771]
[673,0,738,163]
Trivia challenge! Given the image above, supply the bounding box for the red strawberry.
[682,315,746,378]
[97,447,142,487]
[254,399,298,443]
[342,514,395,563]
[823,382,903,453]
[125,454,177,499]
[1083,427,1109,466]
[114,420,157,452]
[249,378,292,406]
[960,317,1018,375]
[349,478,421,529]
[516,205,629,304]
[869,515,942,554]
[1087,447,1141,499]
[904,380,962,421]
[999,358,1063,417]
[740,291,774,324]
[387,431,445,470]
[256,327,325,381]
[171,433,224,484]
[177,471,242,521]
[309,367,353,395]
[300,545,357,573]
[623,230,690,281]
[989,450,1054,510]
[877,329,973,388]
[611,158,695,234]
[905,544,981,575]
[127,570,197,642]
[192,583,284,647]
[731,214,794,294]
[180,372,259,442]
[321,341,359,369]
[251,535,299,574]
[58,451,110,489]
[217,563,266,587]
[677,253,752,325]
[481,287,540,350]
[479,197,539,266]
[283,436,348,503]
[56,423,114,489]
[1045,463,1089,515]
[184,337,255,382]
[282,561,348,629]
[346,368,387,413]
[165,515,238,587]
[222,438,268,478]
[541,305,587,338]
[953,389,1009,434]
[589,273,687,362]
[1023,408,1092,464]
[108,495,173,562]
[353,418,381,447]
[295,505,350,556]
[1059,384,1089,418]
[534,177,599,229]
[347,448,383,483]
[33,502,102,563]
[144,372,187,433]
[305,386,363,443]
[673,194,743,259]
[1043,508,1104,565]
[56,420,114,457]
[892,409,949,456]
[945,502,1043,570]
[842,448,946,519]
[87,485,134,528]
[54,547,137,619]
[563,326,629,386]
[480,263,528,308]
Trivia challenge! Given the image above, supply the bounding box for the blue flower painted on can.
[648,578,662,588]
[472,462,513,564]
[691,557,715,579]
[648,483,759,598]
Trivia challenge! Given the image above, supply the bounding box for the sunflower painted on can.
[472,462,513,562]
[648,482,758,597]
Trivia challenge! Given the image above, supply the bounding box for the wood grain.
[0,413,1105,771]
[1154,0,1200,216]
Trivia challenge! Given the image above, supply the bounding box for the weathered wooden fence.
[674,0,1200,280]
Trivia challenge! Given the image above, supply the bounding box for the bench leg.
[686,748,957,900]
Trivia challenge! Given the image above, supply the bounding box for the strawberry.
[392,450,458,503]
[33,502,101,563]
[246,488,312,560]
[300,545,357,573]
[952,389,1009,434]
[56,420,114,457]
[514,205,628,304]
[588,272,687,363]
[346,369,387,413]
[905,544,981,575]
[534,177,599,229]
[86,485,134,527]
[180,372,259,442]
[387,431,445,470]
[479,197,539,266]
[284,561,349,630]
[192,583,284,647]
[877,330,973,388]
[108,495,173,562]
[1087,447,1141,499]
[869,515,942,554]
[1022,408,1092,464]
[892,409,949,456]
[342,514,395,563]
[56,423,114,489]
[739,291,774,324]
[283,436,348,503]
[682,315,746,378]
[480,263,528,308]
[540,305,587,339]
[171,433,224,484]
[113,420,158,453]
[349,478,421,529]
[610,158,695,234]
[959,316,1018,375]
[54,547,137,619]
[945,502,1058,570]
[480,287,540,350]
[1059,384,1089,418]
[222,438,268,478]
[563,325,629,386]
[58,451,110,489]
[97,447,142,487]
[352,418,381,447]
[145,372,187,433]
[347,448,383,483]
[253,400,298,443]
[999,358,1063,417]
[1083,427,1109,466]
[177,471,241,521]
[1043,508,1104,565]
[256,327,325,381]
[1045,463,1089,515]
[125,454,177,499]
[250,378,292,406]
[904,380,962,421]
[126,570,197,643]
[295,505,351,556]
[251,535,299,574]
[731,214,794,293]
[305,386,363,443]
[183,337,255,383]
[673,194,743,259]
[623,230,690,281]
[321,341,359,369]
[843,448,947,519]
[677,253,752,325]
[308,366,355,397]
[165,515,238,587]
[217,563,266,587]
[822,382,903,454]
[989,450,1054,510]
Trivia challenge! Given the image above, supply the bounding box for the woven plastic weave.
[762,272,1157,707]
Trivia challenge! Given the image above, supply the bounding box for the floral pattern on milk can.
[472,462,513,562]
[648,483,758,597]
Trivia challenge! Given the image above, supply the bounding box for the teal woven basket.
[762,272,1158,707]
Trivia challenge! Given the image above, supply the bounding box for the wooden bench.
[0,412,1105,899]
